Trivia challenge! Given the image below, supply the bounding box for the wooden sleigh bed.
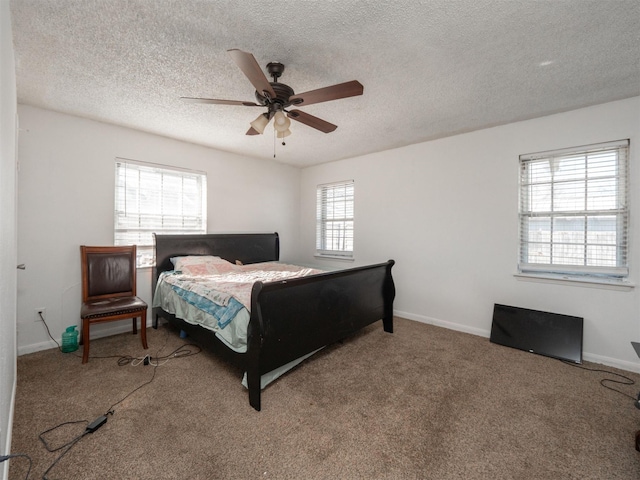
[152,232,395,411]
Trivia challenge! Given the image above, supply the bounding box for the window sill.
[514,272,635,291]
[314,254,355,262]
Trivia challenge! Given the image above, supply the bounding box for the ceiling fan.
[181,49,364,139]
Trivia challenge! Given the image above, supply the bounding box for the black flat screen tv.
[490,304,583,364]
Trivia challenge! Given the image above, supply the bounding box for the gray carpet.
[9,317,640,479]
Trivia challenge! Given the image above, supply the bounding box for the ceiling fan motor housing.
[255,62,295,110]
[255,82,295,109]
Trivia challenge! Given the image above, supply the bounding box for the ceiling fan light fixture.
[182,50,363,140]
[250,113,270,134]
[273,111,291,133]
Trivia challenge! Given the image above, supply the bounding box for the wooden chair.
[80,245,148,363]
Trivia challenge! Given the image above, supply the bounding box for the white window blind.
[115,159,207,267]
[316,180,354,258]
[518,139,629,280]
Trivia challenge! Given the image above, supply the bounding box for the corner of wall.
[0,0,18,474]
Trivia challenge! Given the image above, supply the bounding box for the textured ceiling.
[10,0,640,168]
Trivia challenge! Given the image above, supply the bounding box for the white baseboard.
[393,309,640,374]
[394,309,491,338]
[582,352,640,374]
[17,319,152,356]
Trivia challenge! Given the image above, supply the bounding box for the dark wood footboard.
[246,260,395,410]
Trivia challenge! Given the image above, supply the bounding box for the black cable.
[38,421,88,452]
[41,432,88,480]
[111,343,202,366]
[561,359,637,401]
[31,323,200,478]
[38,313,200,365]
[38,363,162,479]
[104,362,158,416]
[103,329,188,414]
[36,419,93,480]
[38,312,62,351]
[37,361,159,478]
[0,453,32,480]
[108,324,200,366]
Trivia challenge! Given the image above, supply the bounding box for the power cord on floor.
[38,420,91,480]
[102,327,177,414]
[0,454,32,480]
[38,349,163,479]
[37,311,201,366]
[20,321,201,479]
[37,354,165,479]
[104,361,158,416]
[561,359,638,403]
[32,361,154,479]
[114,344,202,367]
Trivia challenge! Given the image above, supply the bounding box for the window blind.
[115,159,207,267]
[316,180,354,257]
[518,139,629,279]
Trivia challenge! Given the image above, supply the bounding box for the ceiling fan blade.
[288,110,337,133]
[227,49,277,100]
[289,80,363,107]
[181,97,260,106]
[246,126,260,135]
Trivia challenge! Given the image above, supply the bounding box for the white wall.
[0,0,18,474]
[13,97,640,374]
[16,105,301,354]
[299,97,640,372]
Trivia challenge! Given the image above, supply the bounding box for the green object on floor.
[61,325,78,353]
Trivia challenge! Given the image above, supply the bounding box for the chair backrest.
[81,245,137,302]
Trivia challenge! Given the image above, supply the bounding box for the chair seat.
[81,296,147,319]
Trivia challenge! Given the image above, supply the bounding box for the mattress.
[152,261,324,352]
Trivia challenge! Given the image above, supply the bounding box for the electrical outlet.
[35,308,45,322]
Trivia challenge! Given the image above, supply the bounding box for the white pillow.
[171,256,240,275]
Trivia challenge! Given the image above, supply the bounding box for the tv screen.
[490,304,583,364]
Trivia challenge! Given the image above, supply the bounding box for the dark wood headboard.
[153,233,280,279]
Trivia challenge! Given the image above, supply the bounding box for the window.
[518,140,629,281]
[115,159,207,267]
[316,180,354,258]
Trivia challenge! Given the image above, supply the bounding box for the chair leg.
[82,318,90,364]
[140,310,148,350]
[132,317,137,334]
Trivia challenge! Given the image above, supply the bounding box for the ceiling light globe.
[273,111,291,133]
[250,114,269,134]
